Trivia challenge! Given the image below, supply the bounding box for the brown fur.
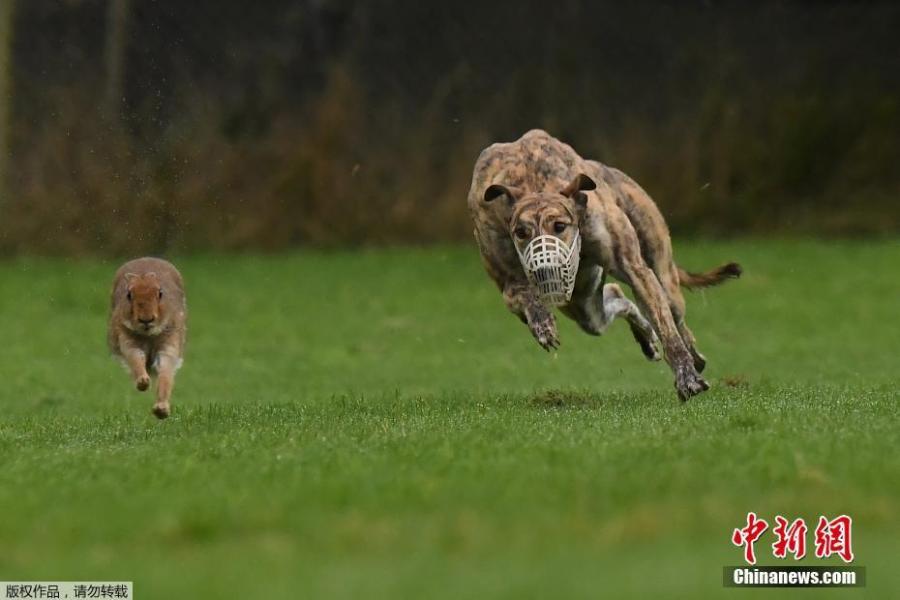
[468,129,741,401]
[108,257,187,418]
[677,262,742,290]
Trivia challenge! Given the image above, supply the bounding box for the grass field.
[0,240,897,599]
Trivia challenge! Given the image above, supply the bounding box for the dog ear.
[483,184,522,205]
[561,173,596,208]
[561,173,596,197]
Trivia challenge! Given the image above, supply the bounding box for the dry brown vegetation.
[1,1,898,255]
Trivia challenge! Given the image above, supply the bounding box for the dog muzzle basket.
[516,232,581,307]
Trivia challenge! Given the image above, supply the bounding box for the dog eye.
[126,291,132,301]
[553,222,568,234]
[514,226,528,240]
[158,290,163,299]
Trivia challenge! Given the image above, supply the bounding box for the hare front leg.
[152,351,181,419]
[117,333,150,391]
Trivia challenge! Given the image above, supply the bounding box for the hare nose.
[139,317,155,325]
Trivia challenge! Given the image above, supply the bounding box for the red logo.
[814,515,854,563]
[772,515,807,560]
[732,513,854,564]
[732,512,769,565]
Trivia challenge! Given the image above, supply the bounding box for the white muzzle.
[516,232,581,306]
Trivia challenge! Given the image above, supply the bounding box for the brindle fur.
[468,129,741,401]
[108,257,187,418]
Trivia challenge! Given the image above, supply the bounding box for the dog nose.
[139,317,155,325]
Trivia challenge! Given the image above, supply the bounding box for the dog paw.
[628,323,661,361]
[693,351,707,373]
[136,374,151,392]
[643,331,662,362]
[529,313,560,351]
[675,366,709,401]
[151,403,170,419]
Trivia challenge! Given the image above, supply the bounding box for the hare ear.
[123,273,138,284]
[561,173,596,198]
[483,184,522,205]
[145,271,159,281]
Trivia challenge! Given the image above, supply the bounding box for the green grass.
[0,240,898,599]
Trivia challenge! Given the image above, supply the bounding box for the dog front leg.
[620,259,708,400]
[503,283,559,350]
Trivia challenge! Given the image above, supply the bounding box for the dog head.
[482,173,596,254]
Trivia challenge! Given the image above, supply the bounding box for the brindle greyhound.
[468,129,741,400]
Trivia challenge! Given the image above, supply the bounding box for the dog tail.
[677,262,742,290]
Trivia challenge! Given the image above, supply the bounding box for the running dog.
[468,129,741,400]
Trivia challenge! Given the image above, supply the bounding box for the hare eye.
[158,290,163,299]
[553,221,568,234]
[126,291,132,301]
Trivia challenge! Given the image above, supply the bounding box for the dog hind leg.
[603,283,661,361]
[563,274,660,361]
